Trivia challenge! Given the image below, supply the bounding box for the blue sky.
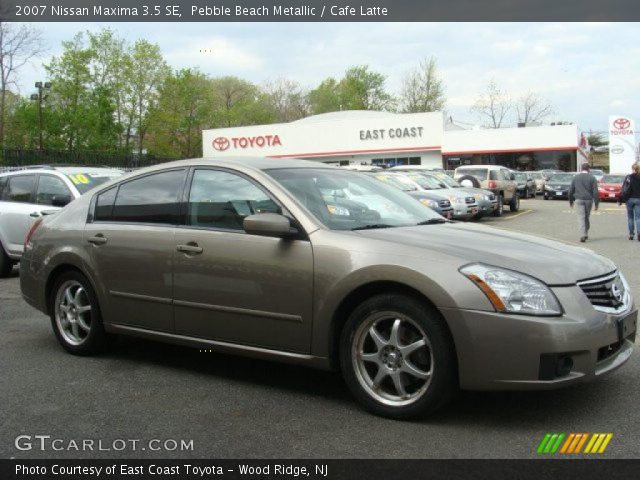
[16,22,640,136]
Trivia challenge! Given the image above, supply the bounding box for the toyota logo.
[212,137,230,151]
[612,283,623,303]
[611,145,624,155]
[613,118,630,130]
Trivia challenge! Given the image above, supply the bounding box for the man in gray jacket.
[569,163,599,242]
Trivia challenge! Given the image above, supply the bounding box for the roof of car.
[0,165,124,176]
[137,156,339,173]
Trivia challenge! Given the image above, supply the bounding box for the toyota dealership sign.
[609,115,637,173]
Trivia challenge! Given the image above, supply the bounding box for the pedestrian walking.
[618,163,640,241]
[569,164,599,242]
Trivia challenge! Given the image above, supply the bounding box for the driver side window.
[187,169,280,230]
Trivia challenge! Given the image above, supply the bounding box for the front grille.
[577,271,629,313]
[438,199,451,208]
[464,196,475,204]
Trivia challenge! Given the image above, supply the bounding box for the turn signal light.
[24,218,43,251]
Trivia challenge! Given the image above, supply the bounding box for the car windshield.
[514,173,528,181]
[267,168,443,230]
[456,168,488,180]
[369,173,417,191]
[602,175,625,183]
[591,170,604,176]
[548,173,576,182]
[428,172,461,188]
[405,173,448,190]
[66,171,123,194]
[530,172,543,179]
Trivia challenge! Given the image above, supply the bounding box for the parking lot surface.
[1,198,639,459]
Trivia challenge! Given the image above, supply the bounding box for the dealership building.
[202,111,588,171]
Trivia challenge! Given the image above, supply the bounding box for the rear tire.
[49,271,113,355]
[493,195,504,217]
[0,246,14,278]
[509,193,520,212]
[339,294,457,419]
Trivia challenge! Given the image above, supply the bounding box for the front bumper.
[441,285,636,390]
[546,188,569,198]
[599,191,620,201]
[452,202,479,220]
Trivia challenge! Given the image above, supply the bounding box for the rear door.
[84,168,188,332]
[0,174,37,256]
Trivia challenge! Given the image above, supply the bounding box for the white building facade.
[202,110,587,172]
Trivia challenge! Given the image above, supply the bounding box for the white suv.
[0,166,123,276]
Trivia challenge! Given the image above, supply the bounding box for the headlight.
[419,198,438,209]
[460,264,562,316]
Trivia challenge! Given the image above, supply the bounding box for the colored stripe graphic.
[538,433,613,454]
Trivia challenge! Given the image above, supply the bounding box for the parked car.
[544,173,578,200]
[591,169,605,182]
[530,171,546,195]
[418,171,498,219]
[598,174,626,201]
[453,165,519,215]
[395,171,480,220]
[513,172,536,199]
[20,157,636,419]
[539,169,563,181]
[0,166,124,277]
[365,172,454,219]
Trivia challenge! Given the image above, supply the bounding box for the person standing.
[618,163,640,241]
[569,164,599,242]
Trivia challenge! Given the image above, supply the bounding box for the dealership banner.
[3,459,640,480]
[2,0,640,21]
[609,115,637,173]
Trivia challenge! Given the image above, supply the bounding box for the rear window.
[602,175,625,184]
[66,172,123,194]
[456,168,488,181]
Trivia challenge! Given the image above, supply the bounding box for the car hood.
[600,183,621,188]
[407,190,450,201]
[353,223,615,285]
[548,181,572,187]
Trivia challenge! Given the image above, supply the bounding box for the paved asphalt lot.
[1,198,639,459]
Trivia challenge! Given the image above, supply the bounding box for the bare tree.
[515,92,553,125]
[263,78,310,122]
[471,80,512,128]
[400,56,446,113]
[0,22,44,147]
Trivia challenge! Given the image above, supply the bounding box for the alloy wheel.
[54,280,93,346]
[352,312,434,407]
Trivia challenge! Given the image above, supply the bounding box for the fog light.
[539,353,574,380]
[555,356,573,377]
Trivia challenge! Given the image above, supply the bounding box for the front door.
[172,168,313,353]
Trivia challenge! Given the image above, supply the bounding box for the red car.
[598,174,626,201]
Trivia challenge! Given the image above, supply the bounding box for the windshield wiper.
[416,218,449,225]
[351,224,395,231]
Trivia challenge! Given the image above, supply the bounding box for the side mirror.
[510,173,516,181]
[51,194,72,207]
[243,213,296,238]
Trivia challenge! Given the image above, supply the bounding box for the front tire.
[49,271,112,355]
[340,294,457,419]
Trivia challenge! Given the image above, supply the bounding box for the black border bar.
[3,459,640,480]
[2,0,640,22]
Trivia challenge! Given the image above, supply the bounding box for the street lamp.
[30,81,51,151]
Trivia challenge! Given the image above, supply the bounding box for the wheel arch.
[45,262,100,316]
[327,280,458,376]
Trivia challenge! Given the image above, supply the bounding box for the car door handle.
[87,235,108,245]
[176,243,203,254]
[29,211,41,218]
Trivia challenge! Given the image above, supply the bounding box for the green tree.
[123,39,170,156]
[263,78,310,122]
[210,76,274,127]
[400,57,446,113]
[308,78,341,114]
[146,69,215,158]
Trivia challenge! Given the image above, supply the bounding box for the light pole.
[30,81,51,151]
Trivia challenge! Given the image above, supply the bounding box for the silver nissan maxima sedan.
[20,157,636,419]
